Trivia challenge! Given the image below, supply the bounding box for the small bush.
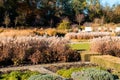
[56,68,83,78]
[71,68,114,80]
[21,71,39,80]
[56,69,66,76]
[28,74,62,80]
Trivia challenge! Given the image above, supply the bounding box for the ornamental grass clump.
[65,32,112,40]
[0,36,80,66]
[90,36,120,57]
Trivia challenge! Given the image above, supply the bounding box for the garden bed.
[0,69,63,80]
[0,61,120,80]
[44,62,120,80]
[42,61,120,80]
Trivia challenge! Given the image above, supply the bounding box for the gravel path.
[0,62,90,73]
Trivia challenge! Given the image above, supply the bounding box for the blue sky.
[101,0,120,6]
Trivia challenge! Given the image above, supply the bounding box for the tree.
[0,0,4,7]
[113,4,120,23]
[101,4,120,23]
[4,13,10,28]
[86,0,103,21]
[76,13,84,26]
[70,0,86,27]
[3,0,19,27]
[71,0,86,15]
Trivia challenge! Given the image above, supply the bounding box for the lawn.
[69,42,90,51]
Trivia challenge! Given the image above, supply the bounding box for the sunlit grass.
[70,42,90,51]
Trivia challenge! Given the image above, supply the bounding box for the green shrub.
[0,70,39,80]
[5,71,21,80]
[21,71,39,80]
[0,74,9,80]
[56,68,83,78]
[57,19,70,30]
[28,74,62,80]
[71,68,114,80]
[56,69,66,76]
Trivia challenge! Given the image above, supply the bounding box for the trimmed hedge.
[90,55,120,72]
[80,51,101,61]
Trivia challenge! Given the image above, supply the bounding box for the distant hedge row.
[65,32,112,40]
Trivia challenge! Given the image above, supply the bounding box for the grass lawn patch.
[70,39,89,42]
[69,42,90,51]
